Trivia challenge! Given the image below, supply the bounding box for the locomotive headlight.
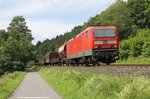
[108,40,117,44]
[94,41,103,44]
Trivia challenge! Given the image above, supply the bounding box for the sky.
[0,0,118,44]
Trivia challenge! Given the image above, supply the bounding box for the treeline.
[0,16,35,75]
[35,0,150,60]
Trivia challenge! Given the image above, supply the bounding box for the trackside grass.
[37,67,150,99]
[0,72,26,99]
[116,56,150,64]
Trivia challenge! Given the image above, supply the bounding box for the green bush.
[129,38,143,57]
[120,40,130,59]
[142,42,150,57]
[0,60,26,75]
[12,61,25,71]
[120,29,150,59]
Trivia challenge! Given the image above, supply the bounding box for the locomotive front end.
[92,26,119,64]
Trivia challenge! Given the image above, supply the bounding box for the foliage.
[38,67,150,99]
[0,16,35,75]
[0,72,26,99]
[120,29,150,59]
[142,42,150,57]
[128,0,150,28]
[0,30,8,45]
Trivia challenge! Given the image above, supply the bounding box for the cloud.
[0,0,117,21]
[0,1,45,20]
[0,20,10,29]
[43,0,115,9]
[40,0,117,13]
[27,20,77,44]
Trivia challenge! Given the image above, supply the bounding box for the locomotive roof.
[67,26,116,43]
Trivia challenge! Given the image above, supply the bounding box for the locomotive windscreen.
[93,29,115,37]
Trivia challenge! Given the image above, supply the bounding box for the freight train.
[40,26,119,65]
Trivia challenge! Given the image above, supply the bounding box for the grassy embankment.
[116,56,150,64]
[36,67,150,99]
[0,72,26,99]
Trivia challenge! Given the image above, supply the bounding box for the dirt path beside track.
[9,69,61,99]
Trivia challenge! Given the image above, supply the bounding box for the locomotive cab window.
[86,31,88,39]
[93,29,115,37]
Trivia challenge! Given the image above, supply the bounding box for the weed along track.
[47,64,150,78]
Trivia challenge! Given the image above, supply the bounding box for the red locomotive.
[65,26,119,65]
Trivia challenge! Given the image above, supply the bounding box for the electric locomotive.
[66,26,119,65]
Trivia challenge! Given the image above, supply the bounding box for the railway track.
[49,64,150,78]
[100,64,150,67]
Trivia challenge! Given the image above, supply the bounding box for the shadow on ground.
[25,68,36,72]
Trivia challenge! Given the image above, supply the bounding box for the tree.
[7,16,33,41]
[0,29,8,44]
[128,0,150,28]
[144,0,150,25]
[83,14,101,28]
[0,16,35,74]
[7,16,34,64]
